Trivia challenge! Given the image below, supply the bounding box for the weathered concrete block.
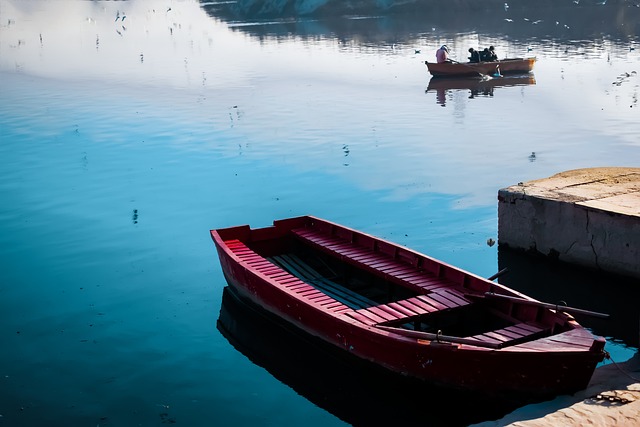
[498,168,640,279]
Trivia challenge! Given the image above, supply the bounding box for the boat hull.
[211,215,605,398]
[426,58,536,77]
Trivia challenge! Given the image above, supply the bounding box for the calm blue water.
[1,1,639,425]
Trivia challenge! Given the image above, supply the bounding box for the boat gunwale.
[425,57,536,77]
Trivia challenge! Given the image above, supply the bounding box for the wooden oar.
[376,325,501,349]
[487,268,508,281]
[484,292,610,319]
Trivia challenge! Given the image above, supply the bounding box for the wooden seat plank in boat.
[466,323,548,347]
[347,291,472,326]
[511,329,597,352]
[225,239,354,313]
[364,306,403,322]
[345,310,387,326]
[427,292,463,309]
[397,297,438,314]
[291,228,461,294]
[386,302,421,317]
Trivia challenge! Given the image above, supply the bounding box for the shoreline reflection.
[201,0,640,45]
[217,286,533,427]
[426,74,536,106]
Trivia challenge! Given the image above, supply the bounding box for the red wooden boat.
[426,57,536,77]
[211,215,606,398]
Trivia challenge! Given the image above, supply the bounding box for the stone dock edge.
[497,167,640,279]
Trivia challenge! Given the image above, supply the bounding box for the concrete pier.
[498,167,640,279]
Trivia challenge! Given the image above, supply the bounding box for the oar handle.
[487,268,508,281]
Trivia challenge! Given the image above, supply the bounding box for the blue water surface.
[1,1,639,425]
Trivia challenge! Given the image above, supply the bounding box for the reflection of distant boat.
[217,286,522,427]
[427,74,536,105]
[426,58,536,77]
[211,216,606,400]
[427,74,536,92]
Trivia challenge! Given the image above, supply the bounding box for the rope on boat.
[603,351,640,383]
[586,352,640,405]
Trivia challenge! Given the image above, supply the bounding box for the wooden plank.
[246,259,273,268]
[376,303,411,319]
[242,254,265,263]
[352,309,387,324]
[329,244,359,255]
[299,289,324,298]
[285,282,310,290]
[332,306,353,314]
[427,292,459,309]
[396,299,430,315]
[362,306,398,322]
[381,265,416,275]
[263,271,290,280]
[481,331,513,343]
[474,334,503,345]
[406,275,446,286]
[434,289,469,307]
[415,295,448,311]
[350,253,383,263]
[321,300,345,309]
[512,323,543,334]
[402,297,439,313]
[292,285,316,294]
[387,302,420,317]
[308,295,335,305]
[494,326,527,340]
[344,311,378,326]
[367,259,399,269]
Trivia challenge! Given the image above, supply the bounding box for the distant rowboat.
[211,215,606,398]
[426,57,536,77]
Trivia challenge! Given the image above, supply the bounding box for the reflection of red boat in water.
[427,74,536,92]
[427,74,536,105]
[217,286,522,426]
[426,57,536,77]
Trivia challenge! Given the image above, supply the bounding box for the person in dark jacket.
[468,48,480,63]
[488,46,498,61]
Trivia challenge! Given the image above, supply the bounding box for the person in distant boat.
[435,45,450,63]
[489,46,498,61]
[468,48,480,63]
[480,48,491,62]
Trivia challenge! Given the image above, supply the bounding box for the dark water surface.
[1,1,639,425]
